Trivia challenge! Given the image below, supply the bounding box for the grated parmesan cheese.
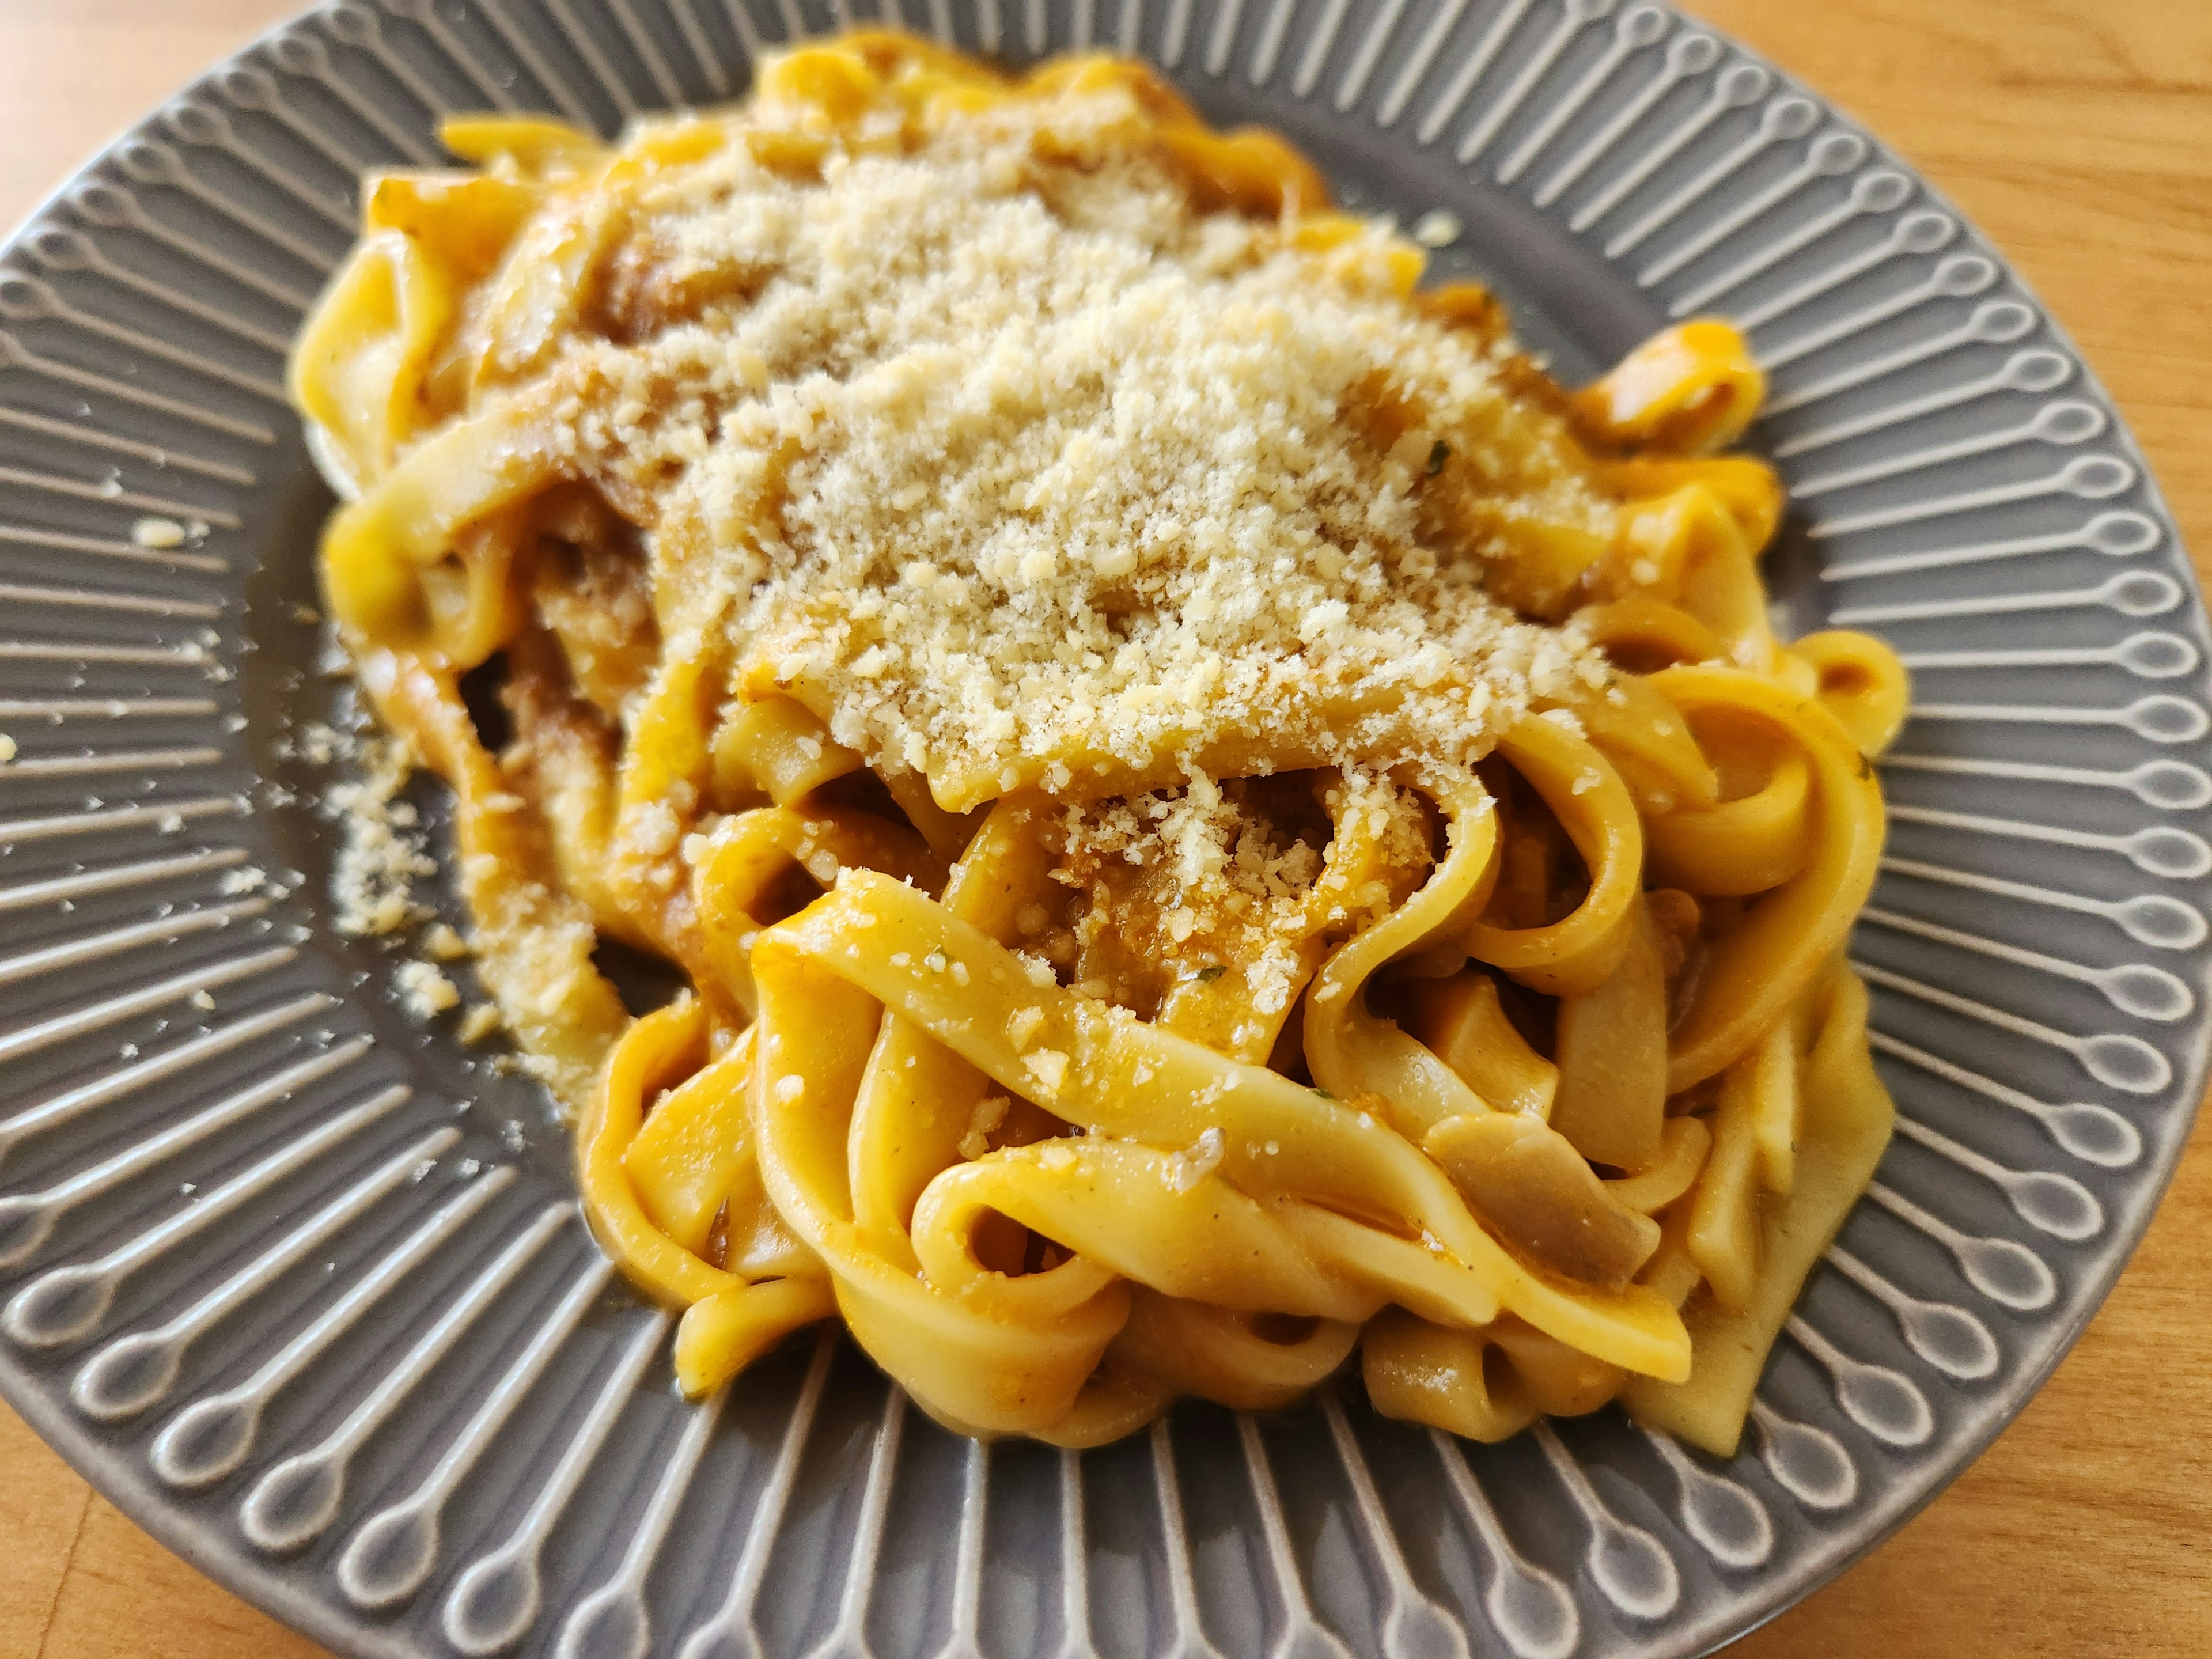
[1021,1048,1071,1099]
[543,89,1615,812]
[1411,209,1463,248]
[327,735,434,937]
[1006,1005,1046,1051]
[958,1093,1011,1160]
[296,721,355,767]
[394,960,460,1020]
[1166,1126,1226,1193]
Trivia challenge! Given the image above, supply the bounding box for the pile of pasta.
[290,31,1910,1456]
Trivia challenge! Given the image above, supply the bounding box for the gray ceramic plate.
[0,2,2201,1656]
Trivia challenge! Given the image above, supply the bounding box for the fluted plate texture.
[0,3,2202,1657]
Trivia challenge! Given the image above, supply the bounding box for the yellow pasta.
[290,29,1904,1457]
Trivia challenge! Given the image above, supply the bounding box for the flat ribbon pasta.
[290,26,1911,1457]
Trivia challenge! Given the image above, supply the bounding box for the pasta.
[289,30,1908,1457]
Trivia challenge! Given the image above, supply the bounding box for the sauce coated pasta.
[290,30,1908,1455]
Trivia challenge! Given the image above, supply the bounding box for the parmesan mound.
[550,89,1618,808]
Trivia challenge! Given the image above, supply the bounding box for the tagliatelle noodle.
[290,29,1906,1455]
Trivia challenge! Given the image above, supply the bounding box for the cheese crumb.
[1021,1048,1070,1099]
[957,1093,1010,1160]
[327,736,434,936]
[394,960,460,1020]
[131,516,187,550]
[459,1003,503,1044]
[1166,1126,1226,1193]
[1411,209,1463,248]
[295,721,354,767]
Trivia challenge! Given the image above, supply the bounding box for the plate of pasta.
[0,3,2200,1658]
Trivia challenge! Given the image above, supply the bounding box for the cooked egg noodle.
[292,29,1904,1455]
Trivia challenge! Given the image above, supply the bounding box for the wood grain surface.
[1,2,2207,1656]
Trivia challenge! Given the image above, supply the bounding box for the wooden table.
[2,1,2207,1654]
